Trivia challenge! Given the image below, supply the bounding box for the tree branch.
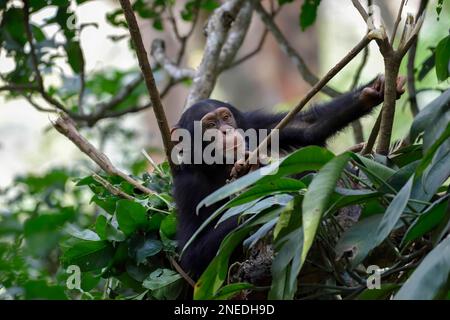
[352,0,425,155]
[52,113,154,195]
[255,2,341,98]
[247,33,373,165]
[390,0,407,46]
[22,0,68,113]
[151,39,196,80]
[119,0,174,171]
[217,0,254,71]
[184,0,247,109]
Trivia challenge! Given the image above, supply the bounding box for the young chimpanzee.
[172,75,405,277]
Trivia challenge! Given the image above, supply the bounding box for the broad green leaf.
[435,35,450,82]
[95,214,126,242]
[115,199,148,236]
[352,154,396,185]
[402,196,450,245]
[394,235,450,300]
[301,153,351,264]
[160,214,177,238]
[299,0,322,31]
[336,214,384,267]
[212,282,254,300]
[61,240,114,272]
[374,177,413,246]
[223,178,305,209]
[410,89,450,142]
[197,146,334,209]
[269,197,303,300]
[142,268,182,290]
[194,208,282,300]
[185,194,291,255]
[243,218,277,249]
[356,283,400,300]
[65,224,100,241]
[415,122,450,178]
[24,280,67,300]
[65,41,84,74]
[143,268,183,300]
[135,239,163,264]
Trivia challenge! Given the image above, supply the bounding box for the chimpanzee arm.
[300,75,406,145]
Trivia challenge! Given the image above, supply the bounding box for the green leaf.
[402,196,450,245]
[198,146,334,210]
[194,208,281,300]
[356,283,400,300]
[95,215,126,242]
[135,239,163,264]
[115,199,148,236]
[212,282,254,300]
[374,177,413,246]
[301,152,351,264]
[410,89,450,143]
[299,0,322,31]
[223,178,305,209]
[65,40,84,74]
[394,235,450,299]
[61,240,114,272]
[143,268,183,300]
[160,214,177,238]
[65,224,100,241]
[24,280,67,300]
[269,197,303,300]
[336,214,384,267]
[143,268,182,290]
[435,35,450,82]
[352,154,396,185]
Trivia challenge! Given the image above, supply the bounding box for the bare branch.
[407,39,419,117]
[390,0,407,46]
[92,173,135,200]
[217,0,254,70]
[169,256,195,288]
[151,39,196,80]
[119,0,174,171]
[361,111,382,154]
[351,0,374,30]
[52,113,155,195]
[184,0,247,109]
[23,0,68,113]
[228,26,269,69]
[255,2,341,98]
[0,84,39,92]
[25,95,58,113]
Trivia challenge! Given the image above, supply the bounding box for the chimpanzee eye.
[207,122,216,128]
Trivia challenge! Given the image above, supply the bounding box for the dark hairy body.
[172,76,405,277]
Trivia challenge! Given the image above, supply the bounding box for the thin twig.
[390,0,407,46]
[52,113,155,195]
[255,2,341,98]
[361,110,382,154]
[247,33,373,165]
[169,256,195,288]
[119,0,174,172]
[92,173,135,200]
[22,0,68,113]
[184,0,247,109]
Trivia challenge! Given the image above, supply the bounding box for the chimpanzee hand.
[230,151,266,180]
[359,75,406,110]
